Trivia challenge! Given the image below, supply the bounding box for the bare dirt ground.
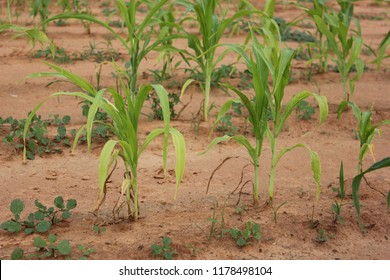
[0,1,389,260]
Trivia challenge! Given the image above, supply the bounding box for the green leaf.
[35,220,51,233]
[163,251,173,260]
[62,211,71,219]
[276,91,328,136]
[337,100,349,119]
[33,237,47,248]
[352,157,390,223]
[180,79,196,99]
[48,234,57,243]
[310,151,321,200]
[57,240,71,255]
[162,237,171,247]
[1,221,22,233]
[10,199,24,217]
[57,126,66,138]
[11,248,24,260]
[236,238,247,247]
[66,199,77,210]
[339,161,345,199]
[34,211,45,220]
[96,140,119,212]
[34,199,46,210]
[168,128,186,200]
[62,115,71,125]
[387,190,390,209]
[200,135,256,163]
[54,196,65,209]
[151,244,163,256]
[25,228,35,235]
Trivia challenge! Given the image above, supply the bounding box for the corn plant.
[203,30,327,204]
[369,30,390,69]
[181,0,252,121]
[23,62,186,221]
[340,102,390,174]
[312,0,364,104]
[300,0,331,73]
[31,0,51,32]
[0,22,53,52]
[352,157,390,229]
[43,0,182,96]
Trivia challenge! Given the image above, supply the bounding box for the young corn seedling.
[181,0,252,121]
[31,0,51,32]
[331,162,348,224]
[204,30,327,204]
[339,102,390,174]
[0,22,53,52]
[300,0,331,73]
[23,62,186,221]
[43,0,183,96]
[351,157,390,230]
[368,30,390,70]
[313,0,364,105]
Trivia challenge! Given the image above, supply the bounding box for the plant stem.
[342,74,348,102]
[132,173,139,221]
[253,160,259,204]
[204,70,211,121]
[268,135,278,201]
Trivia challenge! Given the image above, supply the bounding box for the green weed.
[0,196,77,235]
[226,221,261,247]
[151,237,177,260]
[1,114,71,160]
[10,234,95,260]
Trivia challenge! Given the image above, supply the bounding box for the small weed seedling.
[226,221,261,247]
[148,91,180,120]
[1,114,72,160]
[296,100,315,120]
[234,204,247,216]
[307,206,319,229]
[151,237,177,260]
[185,243,201,258]
[10,234,95,260]
[331,162,349,224]
[0,196,77,235]
[92,225,106,235]
[271,202,287,224]
[351,157,390,230]
[216,115,238,136]
[315,228,327,243]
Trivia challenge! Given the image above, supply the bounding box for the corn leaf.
[275,91,328,136]
[275,143,321,199]
[95,140,119,212]
[200,135,256,163]
[352,157,390,223]
[169,128,186,200]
